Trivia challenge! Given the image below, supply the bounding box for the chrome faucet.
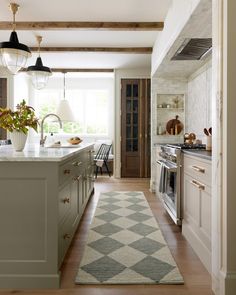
[40,113,63,146]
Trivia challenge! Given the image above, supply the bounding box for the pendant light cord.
[36,36,42,57]
[9,3,19,32]
[63,73,66,100]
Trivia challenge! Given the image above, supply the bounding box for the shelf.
[157,108,184,111]
[156,134,183,137]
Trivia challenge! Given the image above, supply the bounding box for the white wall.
[114,68,150,178]
[152,0,201,76]
[13,73,29,106]
[186,60,212,143]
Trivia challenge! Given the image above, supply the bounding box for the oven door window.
[165,169,177,209]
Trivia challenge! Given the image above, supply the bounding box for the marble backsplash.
[186,60,212,144]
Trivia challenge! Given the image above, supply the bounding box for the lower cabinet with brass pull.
[182,154,212,273]
[58,145,95,270]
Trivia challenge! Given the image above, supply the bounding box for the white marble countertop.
[0,143,94,162]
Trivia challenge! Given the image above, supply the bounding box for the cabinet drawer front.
[183,155,211,186]
[59,183,71,224]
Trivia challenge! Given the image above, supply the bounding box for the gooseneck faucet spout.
[40,113,63,146]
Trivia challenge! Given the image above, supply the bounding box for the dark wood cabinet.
[121,79,150,178]
[0,78,7,140]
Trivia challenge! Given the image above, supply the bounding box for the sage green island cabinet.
[0,143,94,289]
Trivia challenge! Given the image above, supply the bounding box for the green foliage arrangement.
[0,100,38,134]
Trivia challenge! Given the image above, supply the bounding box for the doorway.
[120,79,150,178]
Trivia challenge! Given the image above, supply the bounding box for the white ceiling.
[0,0,172,70]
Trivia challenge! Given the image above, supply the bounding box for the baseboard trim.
[0,273,60,289]
[182,221,211,273]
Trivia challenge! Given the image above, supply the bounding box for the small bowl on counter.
[67,137,83,145]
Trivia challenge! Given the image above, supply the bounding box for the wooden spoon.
[204,128,209,136]
[209,127,212,135]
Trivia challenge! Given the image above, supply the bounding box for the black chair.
[94,144,112,178]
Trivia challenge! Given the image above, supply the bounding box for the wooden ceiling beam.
[29,47,152,54]
[21,68,114,73]
[0,21,164,31]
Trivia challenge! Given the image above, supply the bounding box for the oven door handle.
[157,160,177,172]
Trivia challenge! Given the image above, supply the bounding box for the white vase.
[10,130,28,151]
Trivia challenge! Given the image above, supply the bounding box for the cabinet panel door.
[199,187,211,250]
[183,173,200,228]
[121,79,140,177]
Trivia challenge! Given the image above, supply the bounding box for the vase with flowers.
[0,100,38,151]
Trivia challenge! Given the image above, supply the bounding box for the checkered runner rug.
[75,191,184,284]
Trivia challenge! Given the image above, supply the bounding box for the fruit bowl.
[67,137,82,145]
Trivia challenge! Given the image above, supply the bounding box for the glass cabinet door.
[125,83,139,153]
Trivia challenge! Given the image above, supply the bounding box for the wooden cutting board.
[166,115,183,135]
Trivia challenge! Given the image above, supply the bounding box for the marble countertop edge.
[0,143,94,162]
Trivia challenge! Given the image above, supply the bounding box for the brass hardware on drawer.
[73,175,82,181]
[191,165,205,173]
[190,180,205,190]
[63,169,71,174]
[88,150,95,154]
[63,197,70,203]
[72,161,82,167]
[63,233,71,240]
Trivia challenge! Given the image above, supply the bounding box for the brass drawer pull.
[190,179,205,190]
[191,165,205,173]
[63,233,71,240]
[63,169,71,174]
[63,197,70,203]
[72,161,82,167]
[88,150,95,154]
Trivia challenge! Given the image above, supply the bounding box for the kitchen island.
[0,143,94,289]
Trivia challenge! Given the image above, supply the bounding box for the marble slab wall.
[186,60,212,143]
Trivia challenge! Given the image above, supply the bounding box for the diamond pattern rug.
[75,191,184,284]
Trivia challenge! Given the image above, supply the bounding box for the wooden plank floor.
[4,177,214,295]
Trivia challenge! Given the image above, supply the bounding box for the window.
[33,74,113,136]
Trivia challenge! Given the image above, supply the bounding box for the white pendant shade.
[56,100,75,122]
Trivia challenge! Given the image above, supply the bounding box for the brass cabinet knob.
[63,233,71,240]
[72,161,82,167]
[63,197,70,203]
[73,175,81,182]
[63,169,71,174]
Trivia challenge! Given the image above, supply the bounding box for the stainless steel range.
[156,143,206,225]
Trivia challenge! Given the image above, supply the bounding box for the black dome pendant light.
[0,3,31,74]
[27,36,52,90]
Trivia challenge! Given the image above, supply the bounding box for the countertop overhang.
[0,143,94,162]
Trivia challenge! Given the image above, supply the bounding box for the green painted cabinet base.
[0,145,94,289]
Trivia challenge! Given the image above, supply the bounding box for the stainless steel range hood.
[171,38,212,61]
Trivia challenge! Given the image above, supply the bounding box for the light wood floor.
[3,177,214,295]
